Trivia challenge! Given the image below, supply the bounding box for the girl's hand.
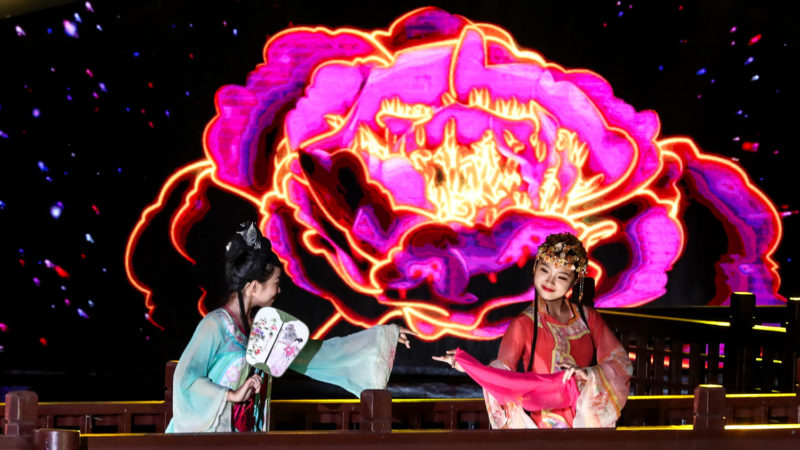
[432,349,465,372]
[559,365,588,383]
[227,374,263,403]
[398,326,416,349]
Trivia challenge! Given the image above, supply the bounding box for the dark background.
[0,0,797,401]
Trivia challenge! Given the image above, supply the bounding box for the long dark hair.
[223,222,279,335]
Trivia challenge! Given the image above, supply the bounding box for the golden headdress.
[536,232,588,275]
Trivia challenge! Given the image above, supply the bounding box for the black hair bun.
[223,221,278,292]
[224,233,248,261]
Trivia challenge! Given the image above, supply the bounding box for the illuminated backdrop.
[124,8,784,341]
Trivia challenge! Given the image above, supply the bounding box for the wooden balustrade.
[3,387,800,449]
[2,389,797,435]
[601,294,799,395]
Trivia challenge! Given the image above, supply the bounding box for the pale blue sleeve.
[167,316,230,432]
[292,325,400,397]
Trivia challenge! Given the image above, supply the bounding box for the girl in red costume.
[434,233,632,428]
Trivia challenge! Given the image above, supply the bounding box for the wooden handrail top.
[625,305,788,322]
[599,309,731,327]
[1,392,795,413]
[4,392,792,407]
[31,401,166,406]
[601,310,788,334]
[391,398,487,403]
[616,424,800,431]
[80,423,800,434]
[270,399,360,404]
[0,401,166,411]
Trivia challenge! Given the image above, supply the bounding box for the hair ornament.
[536,232,588,275]
[238,222,262,250]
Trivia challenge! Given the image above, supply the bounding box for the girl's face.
[251,267,282,308]
[533,260,576,302]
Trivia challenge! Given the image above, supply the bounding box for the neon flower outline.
[125,8,784,340]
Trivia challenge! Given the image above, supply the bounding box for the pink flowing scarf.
[455,349,579,411]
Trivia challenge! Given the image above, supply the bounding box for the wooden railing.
[2,389,797,436]
[605,294,799,395]
[3,387,799,450]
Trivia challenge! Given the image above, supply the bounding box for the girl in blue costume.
[167,222,413,432]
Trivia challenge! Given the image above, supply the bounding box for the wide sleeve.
[495,316,529,371]
[169,317,230,433]
[483,316,537,428]
[289,324,400,397]
[573,307,633,428]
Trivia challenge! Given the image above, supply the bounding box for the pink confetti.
[44,259,70,278]
[741,141,759,152]
[63,20,79,38]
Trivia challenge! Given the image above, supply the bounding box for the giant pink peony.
[127,8,783,339]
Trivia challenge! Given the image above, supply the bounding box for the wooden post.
[164,360,178,427]
[727,292,755,392]
[693,384,726,431]
[3,391,38,450]
[786,298,800,394]
[360,389,392,433]
[33,429,79,450]
[4,390,38,437]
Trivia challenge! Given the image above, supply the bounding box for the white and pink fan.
[246,307,309,377]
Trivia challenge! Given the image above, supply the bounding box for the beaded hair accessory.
[535,232,588,275]
[226,222,263,252]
